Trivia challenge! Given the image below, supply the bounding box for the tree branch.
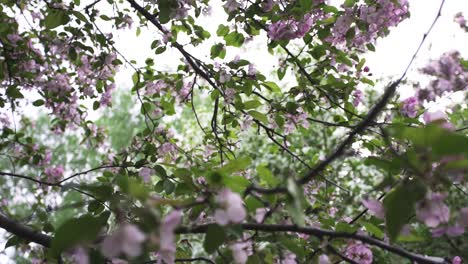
[176,223,449,264]
[0,213,52,247]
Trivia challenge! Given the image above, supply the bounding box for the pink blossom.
[454,13,466,27]
[422,111,455,130]
[223,0,240,13]
[160,142,177,157]
[329,207,338,217]
[329,1,408,51]
[278,252,297,264]
[7,34,22,46]
[353,89,363,107]
[224,88,236,103]
[423,110,447,123]
[139,168,154,183]
[68,247,89,264]
[110,259,128,264]
[179,81,192,100]
[158,210,182,264]
[248,64,257,76]
[268,14,313,41]
[431,225,464,238]
[101,224,146,259]
[40,150,52,165]
[452,256,462,264]
[255,208,267,223]
[0,113,10,128]
[458,207,468,227]
[230,242,250,264]
[120,15,133,29]
[262,0,275,12]
[318,254,331,264]
[214,188,246,225]
[45,165,64,182]
[362,198,385,219]
[31,11,42,21]
[146,80,166,95]
[204,145,216,158]
[345,242,373,264]
[202,6,212,16]
[418,51,466,102]
[240,116,253,131]
[416,192,450,228]
[401,96,418,118]
[284,108,309,135]
[219,70,232,84]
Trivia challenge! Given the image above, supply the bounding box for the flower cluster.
[157,210,182,264]
[454,12,467,31]
[329,0,409,51]
[400,96,419,118]
[44,165,64,183]
[2,24,119,132]
[230,240,252,264]
[345,242,373,264]
[214,188,247,225]
[101,224,146,259]
[362,198,384,219]
[423,110,454,130]
[417,51,467,102]
[283,108,310,135]
[415,192,450,228]
[268,14,314,41]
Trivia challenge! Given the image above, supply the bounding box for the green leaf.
[216,25,230,37]
[50,215,106,256]
[79,184,113,201]
[132,72,139,86]
[5,236,24,249]
[93,101,100,110]
[335,222,358,233]
[72,11,88,23]
[389,124,468,157]
[248,110,268,123]
[344,0,357,7]
[203,224,226,253]
[256,165,279,186]
[286,178,304,225]
[363,222,384,239]
[220,156,251,174]
[158,0,176,24]
[129,178,149,200]
[279,237,305,257]
[243,100,262,110]
[154,165,167,178]
[6,86,24,99]
[383,180,426,241]
[163,179,175,194]
[224,31,245,47]
[44,9,70,29]
[210,43,226,59]
[261,81,281,93]
[224,175,250,193]
[33,99,45,106]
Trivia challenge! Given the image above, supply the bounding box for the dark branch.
[0,213,52,247]
[176,223,448,264]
